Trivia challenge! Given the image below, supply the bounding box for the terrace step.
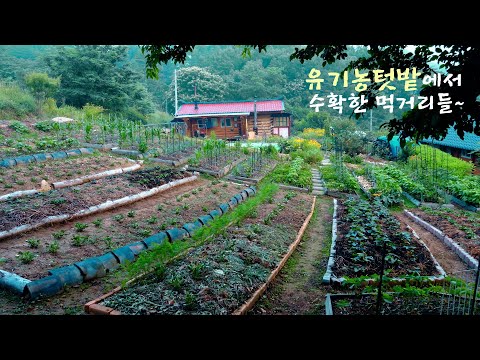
[312,190,326,195]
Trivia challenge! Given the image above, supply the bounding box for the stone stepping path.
[311,168,326,195]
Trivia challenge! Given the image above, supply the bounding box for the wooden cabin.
[173,99,291,140]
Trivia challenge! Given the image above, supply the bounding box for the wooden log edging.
[0,175,198,241]
[52,162,142,189]
[188,157,246,178]
[322,198,337,284]
[404,210,479,269]
[0,189,38,202]
[232,196,316,315]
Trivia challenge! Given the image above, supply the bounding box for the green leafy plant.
[17,251,35,264]
[188,262,205,280]
[127,210,136,218]
[113,214,124,222]
[168,275,184,291]
[184,291,197,310]
[26,238,40,248]
[72,235,89,247]
[92,218,103,227]
[147,215,158,224]
[47,240,60,254]
[74,222,88,232]
[52,230,65,240]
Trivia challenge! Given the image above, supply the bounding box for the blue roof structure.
[421,127,480,151]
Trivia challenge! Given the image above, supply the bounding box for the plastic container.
[48,265,84,286]
[183,221,203,236]
[218,203,229,215]
[24,275,65,300]
[0,158,16,167]
[127,241,148,256]
[209,209,221,219]
[142,232,168,249]
[14,155,35,165]
[166,228,189,242]
[198,214,214,226]
[112,246,136,264]
[66,149,82,157]
[74,257,107,281]
[95,252,121,272]
[51,151,68,160]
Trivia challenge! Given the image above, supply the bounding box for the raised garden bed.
[0,167,193,237]
[86,189,314,314]
[189,156,246,178]
[0,153,136,197]
[0,178,244,282]
[325,291,471,315]
[328,197,443,284]
[407,206,480,262]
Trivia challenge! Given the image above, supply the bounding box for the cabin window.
[461,149,472,158]
[273,116,289,127]
[197,119,206,127]
[221,118,232,127]
[206,118,218,129]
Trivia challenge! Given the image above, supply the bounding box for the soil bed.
[0,153,133,196]
[0,167,188,232]
[332,197,439,279]
[0,178,243,280]
[410,206,480,258]
[100,190,313,314]
[329,293,448,315]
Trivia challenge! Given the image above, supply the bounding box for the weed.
[184,291,197,310]
[188,262,205,280]
[51,230,65,240]
[168,275,184,291]
[17,251,35,264]
[154,263,166,280]
[74,222,88,232]
[47,240,60,254]
[26,238,40,248]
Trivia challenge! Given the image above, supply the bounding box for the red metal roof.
[176,100,284,116]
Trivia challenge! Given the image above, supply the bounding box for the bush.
[123,107,147,124]
[9,121,30,134]
[82,103,104,119]
[0,83,36,117]
[34,120,55,132]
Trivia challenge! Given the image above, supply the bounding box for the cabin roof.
[175,99,284,117]
[421,127,480,151]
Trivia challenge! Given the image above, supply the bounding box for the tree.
[45,45,154,114]
[140,45,480,145]
[24,72,60,114]
[169,66,227,105]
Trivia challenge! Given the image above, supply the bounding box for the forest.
[0,45,416,134]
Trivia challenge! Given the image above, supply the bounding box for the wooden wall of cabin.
[247,114,272,138]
